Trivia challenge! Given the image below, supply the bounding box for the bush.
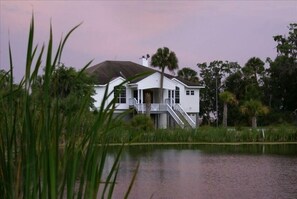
[130,115,154,132]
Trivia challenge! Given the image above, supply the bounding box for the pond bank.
[106,126,297,143]
[108,141,297,146]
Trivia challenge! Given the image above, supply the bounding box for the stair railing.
[166,104,184,128]
[173,104,196,128]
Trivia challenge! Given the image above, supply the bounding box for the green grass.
[106,124,297,143]
[0,16,136,199]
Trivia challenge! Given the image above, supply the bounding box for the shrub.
[130,115,154,132]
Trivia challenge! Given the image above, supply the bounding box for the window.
[175,87,180,103]
[186,90,195,96]
[115,86,126,103]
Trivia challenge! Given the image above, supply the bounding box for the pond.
[105,144,297,199]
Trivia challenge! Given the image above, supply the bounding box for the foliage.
[219,91,238,127]
[130,115,154,132]
[242,57,265,84]
[196,24,297,127]
[219,91,237,105]
[177,67,199,82]
[224,71,245,102]
[242,57,265,101]
[50,64,94,99]
[151,47,179,102]
[267,24,297,114]
[240,99,269,128]
[240,100,269,117]
[0,16,136,199]
[197,60,240,125]
[0,69,11,88]
[106,126,297,143]
[31,64,95,114]
[273,23,297,59]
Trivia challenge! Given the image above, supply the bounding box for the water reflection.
[106,144,297,199]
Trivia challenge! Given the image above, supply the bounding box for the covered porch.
[128,87,176,113]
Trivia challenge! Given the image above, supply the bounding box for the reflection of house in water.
[86,60,203,129]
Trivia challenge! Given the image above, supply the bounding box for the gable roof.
[86,60,202,86]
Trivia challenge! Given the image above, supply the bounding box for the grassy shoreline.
[105,125,297,144]
[108,141,297,146]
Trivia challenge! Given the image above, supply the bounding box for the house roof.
[86,60,202,87]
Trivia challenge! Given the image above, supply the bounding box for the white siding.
[93,77,131,110]
[137,72,176,90]
[93,86,108,108]
[176,82,200,113]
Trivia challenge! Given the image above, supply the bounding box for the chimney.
[141,54,150,67]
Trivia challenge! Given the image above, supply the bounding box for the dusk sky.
[1,1,296,81]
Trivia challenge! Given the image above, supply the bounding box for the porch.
[128,98,196,129]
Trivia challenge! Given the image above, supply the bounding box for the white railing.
[129,98,167,113]
[165,98,174,106]
[129,98,139,110]
[166,104,184,128]
[173,104,196,128]
[129,98,193,129]
[129,98,137,107]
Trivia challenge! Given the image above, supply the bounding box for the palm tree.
[151,47,178,103]
[145,92,151,116]
[219,91,238,127]
[240,99,269,128]
[177,67,199,82]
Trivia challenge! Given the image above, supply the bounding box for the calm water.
[105,144,297,199]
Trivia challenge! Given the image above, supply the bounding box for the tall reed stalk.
[0,15,136,199]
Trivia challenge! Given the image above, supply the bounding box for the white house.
[86,60,203,129]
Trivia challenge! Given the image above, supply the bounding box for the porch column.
[141,89,143,104]
[141,89,144,113]
[168,90,171,105]
[170,90,173,106]
[137,89,140,104]
[173,89,175,105]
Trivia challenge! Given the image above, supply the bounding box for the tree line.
[179,23,296,127]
